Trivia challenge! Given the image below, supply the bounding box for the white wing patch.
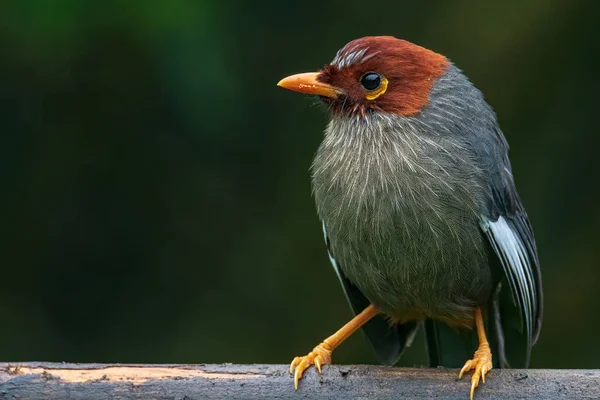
[480,215,537,345]
[323,221,343,282]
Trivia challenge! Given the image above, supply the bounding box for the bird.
[277,36,542,399]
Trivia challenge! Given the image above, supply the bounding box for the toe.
[289,342,333,390]
[293,363,303,390]
[481,366,488,383]
[471,370,480,388]
[469,369,481,400]
[294,370,300,390]
[459,360,473,379]
[289,357,300,374]
[293,356,314,390]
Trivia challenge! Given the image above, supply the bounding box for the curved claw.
[459,345,492,400]
[458,360,472,379]
[314,356,322,373]
[293,357,312,390]
[289,357,300,374]
[289,342,333,390]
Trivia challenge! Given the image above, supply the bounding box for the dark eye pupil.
[360,73,381,91]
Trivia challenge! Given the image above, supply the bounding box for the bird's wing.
[322,222,419,365]
[478,132,543,367]
[423,123,543,368]
[480,209,542,366]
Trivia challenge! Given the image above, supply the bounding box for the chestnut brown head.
[278,36,449,117]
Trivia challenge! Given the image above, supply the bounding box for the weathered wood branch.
[0,362,598,399]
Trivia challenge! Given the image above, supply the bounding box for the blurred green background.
[1,0,599,369]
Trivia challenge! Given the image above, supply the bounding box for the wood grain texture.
[1,363,598,399]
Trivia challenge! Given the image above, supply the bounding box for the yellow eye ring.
[365,76,388,100]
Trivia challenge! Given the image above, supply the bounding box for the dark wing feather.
[478,128,543,367]
[322,223,419,365]
[480,211,542,366]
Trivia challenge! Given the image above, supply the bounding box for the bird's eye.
[360,72,382,91]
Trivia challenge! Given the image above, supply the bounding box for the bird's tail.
[424,319,480,368]
[424,282,530,369]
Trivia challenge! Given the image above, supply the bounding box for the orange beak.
[277,72,342,98]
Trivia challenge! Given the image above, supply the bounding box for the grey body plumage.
[312,64,542,366]
[278,36,543,381]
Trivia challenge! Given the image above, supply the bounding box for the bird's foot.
[289,341,333,390]
[458,342,493,400]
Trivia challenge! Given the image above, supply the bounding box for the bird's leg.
[290,304,379,390]
[459,307,493,400]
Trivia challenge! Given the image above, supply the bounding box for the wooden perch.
[1,362,598,399]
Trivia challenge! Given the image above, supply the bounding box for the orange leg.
[459,307,493,400]
[289,304,379,390]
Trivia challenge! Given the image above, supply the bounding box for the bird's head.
[278,36,449,118]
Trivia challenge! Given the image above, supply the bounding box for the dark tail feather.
[491,280,532,368]
[425,294,512,368]
[363,317,419,365]
[425,319,479,368]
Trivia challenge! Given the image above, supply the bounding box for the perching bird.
[277,36,542,399]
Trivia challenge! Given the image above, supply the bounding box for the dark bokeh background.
[1,1,599,368]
